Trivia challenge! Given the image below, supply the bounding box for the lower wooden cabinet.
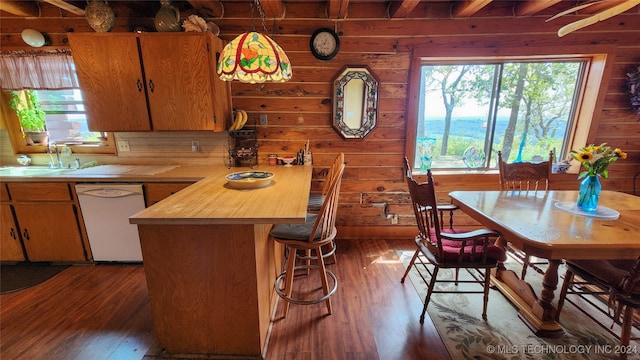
[145,182,194,206]
[3,183,87,262]
[0,204,25,261]
[12,203,86,262]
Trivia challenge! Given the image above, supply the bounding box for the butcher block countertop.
[129,165,313,225]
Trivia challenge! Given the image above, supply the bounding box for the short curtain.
[0,49,79,90]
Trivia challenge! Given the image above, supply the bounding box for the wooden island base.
[130,165,313,359]
[138,223,282,358]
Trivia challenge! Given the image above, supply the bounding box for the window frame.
[1,90,115,155]
[404,44,616,175]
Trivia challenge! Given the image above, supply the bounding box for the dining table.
[448,190,640,338]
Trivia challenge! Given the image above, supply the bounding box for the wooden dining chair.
[270,163,345,318]
[556,258,640,360]
[497,150,553,280]
[498,150,553,192]
[403,157,459,237]
[400,157,506,322]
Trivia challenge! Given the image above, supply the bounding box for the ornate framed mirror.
[332,65,379,139]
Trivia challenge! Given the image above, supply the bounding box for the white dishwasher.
[76,183,146,262]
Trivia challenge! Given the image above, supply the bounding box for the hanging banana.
[237,110,248,130]
[230,110,243,131]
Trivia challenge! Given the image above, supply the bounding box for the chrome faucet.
[48,143,63,168]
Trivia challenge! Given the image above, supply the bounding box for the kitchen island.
[129,165,313,359]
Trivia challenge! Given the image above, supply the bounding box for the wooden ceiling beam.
[581,0,630,14]
[259,0,285,19]
[187,0,224,18]
[0,0,40,17]
[515,0,562,16]
[328,0,349,19]
[388,0,421,18]
[42,0,85,16]
[452,0,493,17]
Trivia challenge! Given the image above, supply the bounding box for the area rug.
[1,263,70,294]
[399,251,640,360]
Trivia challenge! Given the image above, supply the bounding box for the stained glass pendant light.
[217,0,292,83]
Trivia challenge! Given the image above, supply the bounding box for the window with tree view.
[412,60,585,172]
[35,89,102,144]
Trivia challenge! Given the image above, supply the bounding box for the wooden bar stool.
[271,163,345,317]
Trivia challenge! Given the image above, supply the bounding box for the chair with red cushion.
[400,157,506,322]
[556,258,640,360]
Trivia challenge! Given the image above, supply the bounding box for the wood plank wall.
[1,1,639,239]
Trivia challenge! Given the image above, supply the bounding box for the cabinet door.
[145,182,194,206]
[0,205,25,261]
[14,203,86,262]
[69,33,152,131]
[140,33,220,131]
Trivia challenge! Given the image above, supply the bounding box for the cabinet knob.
[22,228,30,240]
[137,79,143,92]
[148,79,155,93]
[10,228,16,240]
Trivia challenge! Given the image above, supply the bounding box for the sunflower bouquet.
[570,143,627,179]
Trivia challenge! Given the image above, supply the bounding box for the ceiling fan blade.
[546,0,605,22]
[558,0,640,37]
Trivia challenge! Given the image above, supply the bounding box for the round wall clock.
[310,28,340,61]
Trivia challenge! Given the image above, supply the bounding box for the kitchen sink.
[0,166,70,177]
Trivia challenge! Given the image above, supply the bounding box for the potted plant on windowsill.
[7,90,48,145]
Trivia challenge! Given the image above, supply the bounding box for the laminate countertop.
[129,165,313,225]
[0,164,270,182]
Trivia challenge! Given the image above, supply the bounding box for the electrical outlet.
[192,141,199,152]
[117,140,130,152]
[259,114,268,125]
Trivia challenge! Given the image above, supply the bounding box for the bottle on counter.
[304,150,312,166]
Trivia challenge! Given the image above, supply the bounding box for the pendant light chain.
[255,0,270,34]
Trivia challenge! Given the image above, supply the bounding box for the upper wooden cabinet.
[68,32,232,132]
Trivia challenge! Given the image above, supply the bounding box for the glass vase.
[85,0,115,33]
[576,175,601,212]
[418,137,436,171]
[154,0,181,32]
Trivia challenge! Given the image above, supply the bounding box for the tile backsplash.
[0,130,231,168]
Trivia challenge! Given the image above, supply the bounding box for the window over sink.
[0,49,114,155]
[3,89,114,154]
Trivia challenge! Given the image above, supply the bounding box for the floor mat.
[399,250,640,360]
[1,263,70,294]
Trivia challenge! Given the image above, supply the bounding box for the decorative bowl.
[552,163,571,174]
[226,171,274,189]
[17,155,31,166]
[279,156,296,167]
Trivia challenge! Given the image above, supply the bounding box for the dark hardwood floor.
[0,238,450,360]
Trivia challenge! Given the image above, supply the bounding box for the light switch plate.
[259,114,268,125]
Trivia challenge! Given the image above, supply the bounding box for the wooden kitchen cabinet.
[1,182,26,262]
[1,204,25,261]
[7,183,86,262]
[68,32,231,132]
[145,182,194,206]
